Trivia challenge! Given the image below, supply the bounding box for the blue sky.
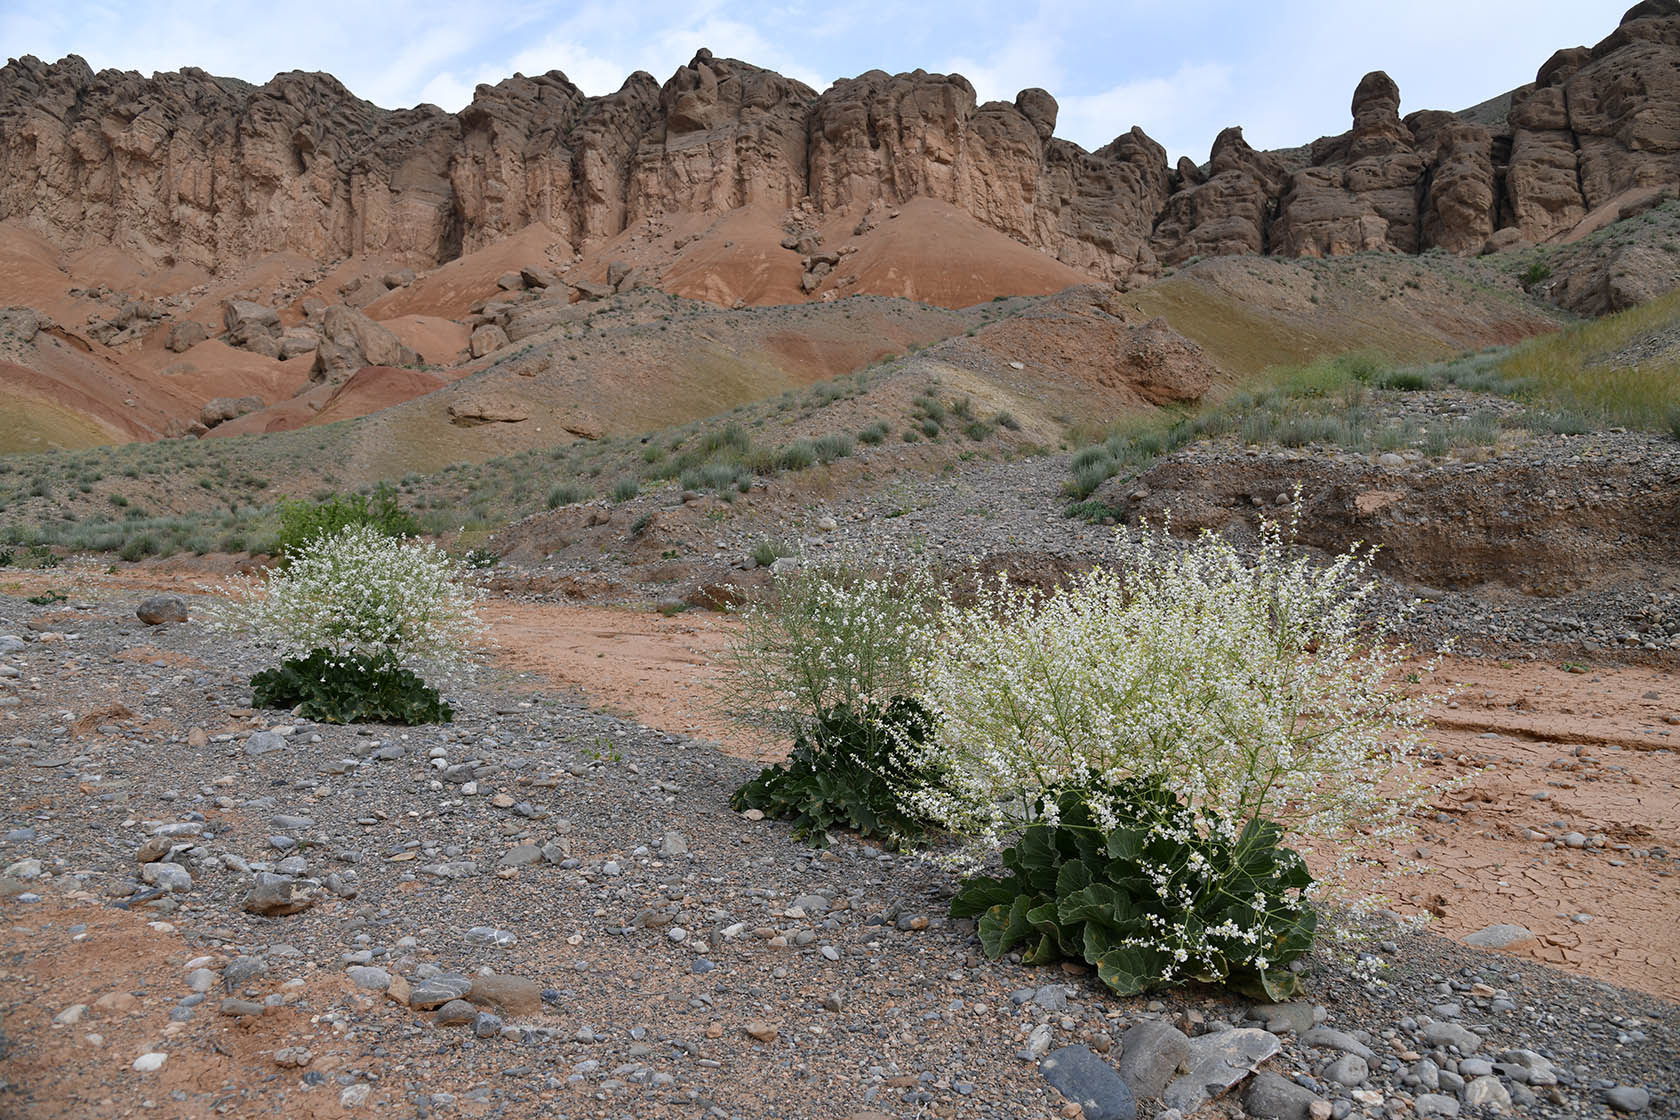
[3,1,1629,161]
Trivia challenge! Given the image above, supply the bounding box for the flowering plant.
[896,508,1437,913]
[952,779,1316,998]
[715,555,938,745]
[207,526,484,724]
[208,524,484,669]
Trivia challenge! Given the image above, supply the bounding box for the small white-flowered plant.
[715,553,938,743]
[206,525,485,669]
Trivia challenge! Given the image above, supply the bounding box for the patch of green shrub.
[952,780,1316,999]
[610,476,639,502]
[546,483,587,509]
[730,698,944,847]
[275,482,418,559]
[251,648,452,725]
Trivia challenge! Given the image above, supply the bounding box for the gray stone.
[1420,1020,1481,1054]
[435,999,477,1026]
[1607,1087,1650,1113]
[139,862,192,892]
[659,831,688,857]
[346,966,390,992]
[1415,1093,1460,1118]
[1245,1071,1323,1120]
[1018,1023,1053,1061]
[224,956,268,992]
[1300,1027,1375,1060]
[242,874,318,916]
[245,732,287,757]
[1498,1049,1557,1086]
[136,595,188,625]
[1033,985,1071,1012]
[1040,1045,1137,1120]
[220,998,266,1017]
[1464,924,1536,950]
[1324,1053,1369,1087]
[464,926,516,947]
[1161,1029,1279,1115]
[409,975,474,1010]
[1114,1020,1191,1098]
[1458,1059,1494,1078]
[1252,1002,1316,1034]
[472,1011,503,1038]
[1463,1076,1511,1112]
[497,845,543,868]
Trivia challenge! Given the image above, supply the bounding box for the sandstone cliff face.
[1138,1,1678,268]
[1,4,1675,289]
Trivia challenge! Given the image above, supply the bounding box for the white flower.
[204,525,485,671]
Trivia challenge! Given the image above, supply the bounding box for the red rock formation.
[0,3,1674,289]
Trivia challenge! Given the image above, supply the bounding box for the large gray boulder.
[311,305,420,382]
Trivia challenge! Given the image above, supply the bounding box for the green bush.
[776,440,819,471]
[953,780,1316,998]
[1520,261,1552,287]
[857,421,892,446]
[251,648,452,724]
[276,483,418,559]
[730,698,944,847]
[546,483,587,509]
[813,433,854,462]
[610,476,639,502]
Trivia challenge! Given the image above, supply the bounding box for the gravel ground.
[0,591,1674,1119]
[505,420,1679,665]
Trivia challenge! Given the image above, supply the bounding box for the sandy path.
[4,564,1676,996]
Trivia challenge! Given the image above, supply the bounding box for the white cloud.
[1059,62,1235,161]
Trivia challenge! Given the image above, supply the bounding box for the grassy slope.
[0,240,1648,562]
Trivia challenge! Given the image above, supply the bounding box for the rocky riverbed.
[0,588,1674,1119]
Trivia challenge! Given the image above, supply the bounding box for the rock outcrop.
[0,5,1675,288]
[311,305,420,382]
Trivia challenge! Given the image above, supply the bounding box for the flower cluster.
[715,553,938,745]
[207,525,485,669]
[894,509,1439,908]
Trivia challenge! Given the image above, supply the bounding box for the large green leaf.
[1095,946,1157,996]
[977,895,1040,959]
[951,878,1017,919]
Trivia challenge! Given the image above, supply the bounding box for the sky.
[2,1,1631,162]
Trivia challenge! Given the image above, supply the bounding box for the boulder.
[496,271,525,291]
[448,394,529,424]
[199,395,264,428]
[242,873,319,916]
[1118,317,1216,405]
[165,319,208,352]
[0,307,40,342]
[381,268,416,288]
[467,974,542,1016]
[222,300,281,347]
[470,323,509,357]
[311,305,420,382]
[519,266,558,289]
[278,326,319,360]
[136,595,188,624]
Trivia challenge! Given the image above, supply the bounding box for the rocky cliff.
[2,3,1676,288]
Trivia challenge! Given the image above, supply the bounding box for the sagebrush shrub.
[275,483,418,559]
